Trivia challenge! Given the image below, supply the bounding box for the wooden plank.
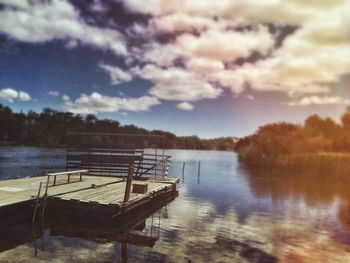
[52,180,124,200]
[0,175,177,211]
[65,185,124,201]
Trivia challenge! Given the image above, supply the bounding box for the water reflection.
[241,164,350,229]
[0,195,175,263]
[2,148,350,262]
[241,163,350,261]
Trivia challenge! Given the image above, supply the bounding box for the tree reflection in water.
[241,162,350,239]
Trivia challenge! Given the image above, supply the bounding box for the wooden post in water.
[32,182,43,256]
[41,173,50,224]
[32,182,43,224]
[197,161,201,185]
[41,173,49,249]
[162,148,165,179]
[182,162,185,183]
[123,164,134,203]
[121,232,128,263]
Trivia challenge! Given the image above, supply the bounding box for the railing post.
[123,164,133,203]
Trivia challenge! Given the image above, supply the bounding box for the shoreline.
[238,152,350,171]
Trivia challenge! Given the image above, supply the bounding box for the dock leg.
[123,164,134,203]
[41,174,50,249]
[32,182,43,256]
[121,232,128,263]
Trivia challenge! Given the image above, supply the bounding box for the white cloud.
[132,64,222,101]
[287,95,348,106]
[124,0,350,102]
[0,0,127,56]
[123,0,233,17]
[224,25,350,96]
[244,94,254,100]
[186,57,224,74]
[18,91,31,101]
[0,87,31,102]
[62,94,70,102]
[63,92,160,114]
[0,88,18,102]
[0,0,28,8]
[123,0,180,16]
[123,0,342,25]
[1,0,349,107]
[129,24,274,98]
[136,42,184,67]
[48,91,60,96]
[99,63,132,85]
[149,13,240,33]
[177,102,194,111]
[176,25,273,63]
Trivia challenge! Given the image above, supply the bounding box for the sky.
[0,0,349,138]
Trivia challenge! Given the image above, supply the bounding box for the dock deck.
[0,175,178,213]
[1,133,178,219]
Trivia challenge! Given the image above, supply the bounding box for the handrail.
[64,148,171,179]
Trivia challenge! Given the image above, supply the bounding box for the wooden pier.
[0,172,178,217]
[0,133,178,223]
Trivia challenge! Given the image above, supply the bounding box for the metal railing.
[65,148,171,180]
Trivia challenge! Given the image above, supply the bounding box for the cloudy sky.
[0,0,349,137]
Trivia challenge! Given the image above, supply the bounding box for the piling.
[32,182,42,256]
[197,161,201,185]
[182,162,185,183]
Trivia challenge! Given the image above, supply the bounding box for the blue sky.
[0,0,349,138]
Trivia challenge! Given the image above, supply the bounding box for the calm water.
[1,147,350,262]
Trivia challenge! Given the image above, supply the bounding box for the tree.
[341,106,350,129]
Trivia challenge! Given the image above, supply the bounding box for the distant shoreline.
[238,152,350,170]
[0,104,237,151]
[0,143,235,152]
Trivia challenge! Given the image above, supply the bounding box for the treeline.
[0,104,236,150]
[235,107,350,167]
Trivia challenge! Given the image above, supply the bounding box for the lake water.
[0,147,350,262]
